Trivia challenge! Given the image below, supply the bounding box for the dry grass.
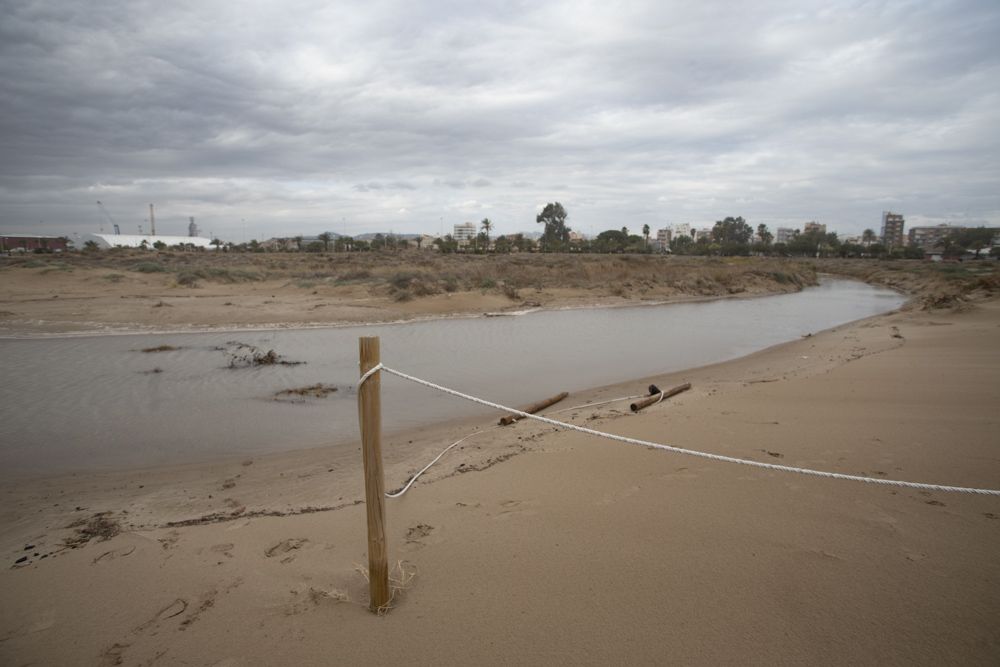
[2,249,822,302]
[354,560,418,615]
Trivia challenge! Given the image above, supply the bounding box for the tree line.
[80,202,995,258]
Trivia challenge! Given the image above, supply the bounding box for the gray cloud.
[1,0,998,240]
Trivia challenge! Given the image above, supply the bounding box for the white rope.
[386,390,671,497]
[358,362,383,388]
[551,393,647,414]
[385,427,498,498]
[360,364,1000,497]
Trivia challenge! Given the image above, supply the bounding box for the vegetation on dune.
[5,240,995,312]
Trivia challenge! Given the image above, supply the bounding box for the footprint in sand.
[158,530,180,551]
[179,590,218,631]
[133,598,188,634]
[406,524,433,541]
[494,499,539,520]
[100,642,130,666]
[265,538,308,563]
[92,545,137,565]
[210,543,235,561]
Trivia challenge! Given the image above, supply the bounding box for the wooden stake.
[498,391,569,426]
[630,382,691,412]
[358,337,390,612]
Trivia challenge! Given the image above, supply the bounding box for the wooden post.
[358,337,390,612]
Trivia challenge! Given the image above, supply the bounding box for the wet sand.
[1,294,999,665]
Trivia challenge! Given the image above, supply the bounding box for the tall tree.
[480,218,493,250]
[318,232,333,252]
[950,227,996,257]
[642,224,650,248]
[756,223,773,245]
[711,216,753,255]
[861,229,876,246]
[536,203,570,251]
[712,216,753,244]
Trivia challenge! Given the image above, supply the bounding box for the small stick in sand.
[630,383,691,413]
[499,392,569,426]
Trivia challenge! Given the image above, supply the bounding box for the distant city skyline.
[2,1,999,241]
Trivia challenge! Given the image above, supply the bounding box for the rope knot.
[358,362,383,387]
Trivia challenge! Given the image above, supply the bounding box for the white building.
[775,227,797,244]
[82,233,216,249]
[671,223,692,239]
[453,222,477,248]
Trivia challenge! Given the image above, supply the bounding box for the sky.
[1,0,998,242]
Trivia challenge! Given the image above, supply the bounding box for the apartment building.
[453,222,477,248]
[881,212,905,249]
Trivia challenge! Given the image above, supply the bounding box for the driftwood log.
[499,391,569,426]
[630,383,691,412]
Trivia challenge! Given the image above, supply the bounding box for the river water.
[0,278,904,477]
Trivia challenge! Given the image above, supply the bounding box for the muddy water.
[0,278,904,477]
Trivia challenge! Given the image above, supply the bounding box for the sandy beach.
[1,274,998,664]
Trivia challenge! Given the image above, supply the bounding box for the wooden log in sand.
[630,383,691,413]
[499,392,569,426]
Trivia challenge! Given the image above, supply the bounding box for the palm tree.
[756,223,773,245]
[481,218,493,251]
[318,232,333,252]
[862,229,876,247]
[642,224,650,249]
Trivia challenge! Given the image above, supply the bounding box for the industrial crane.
[95,200,121,235]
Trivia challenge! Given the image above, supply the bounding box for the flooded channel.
[0,278,905,477]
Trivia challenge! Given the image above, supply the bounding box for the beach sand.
[2,295,999,665]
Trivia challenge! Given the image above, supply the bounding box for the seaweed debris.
[140,345,180,353]
[274,383,339,402]
[224,342,304,368]
[63,512,121,549]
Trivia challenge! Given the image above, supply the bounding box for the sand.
[2,290,999,664]
[0,254,816,336]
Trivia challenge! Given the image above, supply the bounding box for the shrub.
[176,271,200,287]
[389,271,418,289]
[411,279,439,297]
[134,262,167,273]
[338,269,372,282]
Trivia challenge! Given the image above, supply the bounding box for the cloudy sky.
[1,0,998,241]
